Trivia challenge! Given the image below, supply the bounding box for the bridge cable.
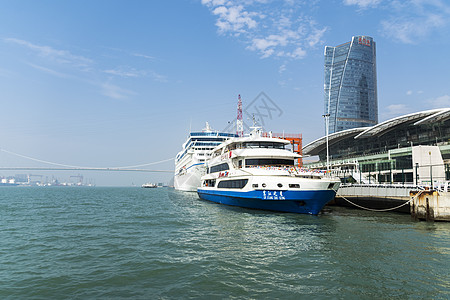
[0,148,173,170]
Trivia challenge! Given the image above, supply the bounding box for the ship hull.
[174,164,204,192]
[197,188,336,215]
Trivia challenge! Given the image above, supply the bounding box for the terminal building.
[303,108,450,186]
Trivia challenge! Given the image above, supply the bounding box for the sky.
[1,0,450,186]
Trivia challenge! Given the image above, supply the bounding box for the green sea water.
[1,187,449,299]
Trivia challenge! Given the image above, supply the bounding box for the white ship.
[141,182,157,188]
[197,126,341,214]
[174,122,237,192]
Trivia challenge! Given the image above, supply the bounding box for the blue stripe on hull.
[197,189,336,215]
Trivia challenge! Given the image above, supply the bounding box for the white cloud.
[103,68,145,78]
[406,90,413,95]
[3,38,170,101]
[383,104,414,119]
[381,13,446,44]
[104,67,168,82]
[212,5,259,34]
[4,38,92,68]
[202,1,326,59]
[343,0,382,9]
[27,63,69,78]
[247,34,291,58]
[380,1,449,43]
[290,47,307,59]
[132,53,156,61]
[343,0,450,44]
[428,94,450,108]
[101,83,136,100]
[150,71,168,83]
[306,27,327,47]
[201,0,227,6]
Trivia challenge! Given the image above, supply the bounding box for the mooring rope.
[338,190,425,212]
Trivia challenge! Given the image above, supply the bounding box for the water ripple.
[0,187,449,299]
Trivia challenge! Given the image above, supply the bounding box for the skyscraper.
[324,35,378,134]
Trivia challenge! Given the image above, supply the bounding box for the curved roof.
[303,127,367,156]
[414,108,450,125]
[354,108,444,138]
[303,108,450,156]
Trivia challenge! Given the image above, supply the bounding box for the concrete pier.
[410,190,450,221]
[333,184,450,221]
[333,184,412,213]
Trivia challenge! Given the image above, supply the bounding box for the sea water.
[1,187,449,299]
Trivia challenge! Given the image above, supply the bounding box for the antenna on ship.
[237,94,243,137]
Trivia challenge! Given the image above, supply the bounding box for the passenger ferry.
[197,127,341,214]
[174,123,237,192]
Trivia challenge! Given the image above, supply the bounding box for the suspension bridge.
[0,148,174,173]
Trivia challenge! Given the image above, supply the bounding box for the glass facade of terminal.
[318,118,450,162]
[324,36,378,134]
[312,118,450,183]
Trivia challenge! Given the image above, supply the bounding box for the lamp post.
[322,113,330,172]
[429,151,433,189]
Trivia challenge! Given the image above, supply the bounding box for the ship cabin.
[207,136,300,172]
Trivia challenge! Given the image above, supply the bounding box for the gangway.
[342,170,371,184]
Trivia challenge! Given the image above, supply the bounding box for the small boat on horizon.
[142,183,157,188]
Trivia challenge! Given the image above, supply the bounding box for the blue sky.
[1,0,449,186]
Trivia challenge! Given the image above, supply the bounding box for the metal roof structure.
[414,108,450,125]
[354,108,445,139]
[303,127,366,156]
[303,108,450,156]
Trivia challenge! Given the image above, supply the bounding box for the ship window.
[245,142,260,149]
[217,179,248,189]
[252,184,258,188]
[209,163,229,173]
[204,179,215,187]
[289,184,300,188]
[245,159,294,167]
[243,142,285,149]
[273,143,285,149]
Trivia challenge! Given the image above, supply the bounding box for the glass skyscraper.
[324,35,378,134]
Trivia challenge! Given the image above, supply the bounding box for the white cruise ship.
[174,123,237,192]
